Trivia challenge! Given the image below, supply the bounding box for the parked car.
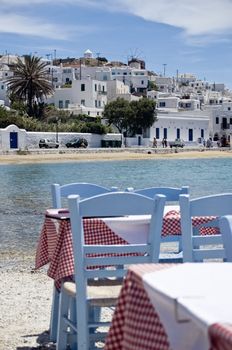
[65,137,88,148]
[169,139,185,148]
[39,138,59,148]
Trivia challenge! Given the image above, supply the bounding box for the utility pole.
[79,58,82,80]
[163,63,167,77]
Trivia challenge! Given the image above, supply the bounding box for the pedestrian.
[153,137,157,148]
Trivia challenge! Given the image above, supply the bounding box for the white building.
[151,110,210,145]
[47,78,107,117]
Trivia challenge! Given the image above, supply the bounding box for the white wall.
[0,125,122,150]
[150,112,209,143]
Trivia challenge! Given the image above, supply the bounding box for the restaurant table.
[35,206,218,288]
[35,207,219,343]
[104,263,232,350]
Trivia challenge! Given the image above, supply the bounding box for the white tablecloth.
[143,263,232,350]
[103,205,178,243]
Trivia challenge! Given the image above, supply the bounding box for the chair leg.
[57,289,70,350]
[68,298,77,350]
[49,285,60,342]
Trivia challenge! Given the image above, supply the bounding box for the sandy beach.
[0,148,232,165]
[1,147,232,349]
[0,254,54,350]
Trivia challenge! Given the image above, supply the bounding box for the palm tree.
[5,55,54,118]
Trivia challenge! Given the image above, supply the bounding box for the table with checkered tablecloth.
[35,209,218,288]
[104,264,232,350]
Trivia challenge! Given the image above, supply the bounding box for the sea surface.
[0,157,232,256]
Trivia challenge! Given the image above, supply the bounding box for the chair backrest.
[180,193,232,262]
[51,182,118,208]
[219,215,232,262]
[68,191,166,281]
[68,191,166,349]
[127,186,189,201]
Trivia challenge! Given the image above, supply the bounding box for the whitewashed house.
[47,78,107,117]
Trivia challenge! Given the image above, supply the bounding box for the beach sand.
[0,255,54,350]
[0,147,231,349]
[0,148,232,164]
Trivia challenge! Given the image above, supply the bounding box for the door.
[188,129,193,141]
[10,132,18,148]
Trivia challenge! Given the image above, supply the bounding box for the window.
[230,118,232,124]
[228,107,231,111]
[65,100,70,108]
[159,102,166,107]
[81,99,85,106]
[188,129,193,141]
[59,100,63,109]
[81,84,85,91]
[216,117,219,124]
[102,86,105,92]
[141,80,144,85]
[123,72,127,75]
[177,128,180,139]
[88,111,90,115]
[112,72,115,75]
[155,128,160,139]
[98,101,101,107]
[95,100,98,107]
[163,128,167,139]
[1,85,4,90]
[95,84,97,91]
[186,103,191,108]
[201,129,204,138]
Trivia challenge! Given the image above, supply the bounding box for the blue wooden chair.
[126,186,189,251]
[51,182,118,209]
[57,192,166,350]
[49,182,118,342]
[179,193,232,262]
[219,215,232,262]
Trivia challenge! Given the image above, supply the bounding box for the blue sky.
[1,0,232,88]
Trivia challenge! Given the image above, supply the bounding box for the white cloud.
[0,14,74,39]
[71,0,232,37]
[1,0,232,42]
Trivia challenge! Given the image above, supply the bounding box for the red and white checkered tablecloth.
[35,216,129,288]
[35,210,218,288]
[105,264,232,350]
[162,210,219,236]
[209,323,232,350]
[104,264,172,350]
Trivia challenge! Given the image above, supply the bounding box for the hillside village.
[0,49,232,149]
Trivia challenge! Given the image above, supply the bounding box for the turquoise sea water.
[0,157,232,254]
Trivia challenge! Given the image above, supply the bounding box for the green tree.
[129,98,157,135]
[147,80,158,91]
[102,98,133,134]
[5,55,54,118]
[103,97,156,136]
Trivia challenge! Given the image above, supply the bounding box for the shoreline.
[0,148,232,164]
